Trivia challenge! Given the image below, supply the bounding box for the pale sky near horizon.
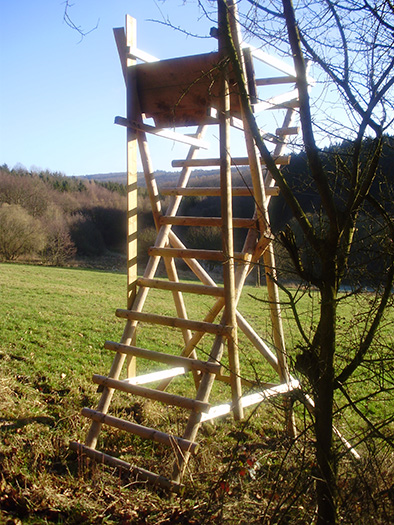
[0,0,305,177]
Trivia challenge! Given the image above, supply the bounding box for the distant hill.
[80,172,127,184]
[78,168,254,188]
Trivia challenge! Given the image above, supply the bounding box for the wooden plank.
[126,15,138,313]
[70,442,182,491]
[148,246,226,261]
[171,155,290,168]
[92,375,211,413]
[246,45,296,76]
[276,126,299,136]
[236,311,279,370]
[104,340,223,374]
[160,186,280,197]
[256,76,296,86]
[124,367,187,385]
[200,380,300,422]
[136,277,225,297]
[254,98,300,113]
[127,46,158,63]
[82,408,199,453]
[159,216,257,228]
[113,28,127,83]
[218,10,243,421]
[115,309,232,336]
[114,116,209,149]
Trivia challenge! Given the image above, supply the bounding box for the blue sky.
[0,1,219,176]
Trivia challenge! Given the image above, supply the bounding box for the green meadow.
[1,263,393,523]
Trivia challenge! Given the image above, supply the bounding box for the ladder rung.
[148,247,243,262]
[81,408,199,454]
[172,155,290,168]
[105,340,223,375]
[114,117,209,149]
[70,442,183,492]
[136,277,225,297]
[115,309,232,336]
[256,76,296,86]
[92,374,211,413]
[159,216,257,229]
[276,126,299,136]
[160,186,280,197]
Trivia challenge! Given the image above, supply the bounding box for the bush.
[41,220,76,266]
[0,203,46,260]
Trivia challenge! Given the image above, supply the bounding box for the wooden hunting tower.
[71,1,304,490]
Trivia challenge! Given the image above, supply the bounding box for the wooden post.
[219,0,243,421]
[126,15,138,310]
[126,15,138,377]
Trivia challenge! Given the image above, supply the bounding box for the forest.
[1,135,393,282]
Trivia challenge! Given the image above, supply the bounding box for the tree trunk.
[314,280,338,524]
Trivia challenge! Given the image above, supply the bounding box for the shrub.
[0,203,46,260]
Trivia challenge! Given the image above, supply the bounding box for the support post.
[219,0,243,421]
[126,15,138,377]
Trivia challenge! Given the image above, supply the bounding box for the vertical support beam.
[126,15,138,312]
[126,15,138,377]
[225,0,295,435]
[218,0,243,421]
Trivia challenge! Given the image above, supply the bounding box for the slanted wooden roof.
[135,52,244,127]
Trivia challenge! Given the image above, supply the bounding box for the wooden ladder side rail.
[104,340,223,375]
[70,442,182,492]
[200,380,300,422]
[265,107,298,191]
[136,278,225,297]
[171,155,290,168]
[160,186,280,197]
[83,239,172,449]
[83,17,140,449]
[261,105,300,436]
[92,375,211,413]
[125,17,138,312]
[261,106,299,381]
[172,334,227,482]
[82,408,199,454]
[218,22,243,421]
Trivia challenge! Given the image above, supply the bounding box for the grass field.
[1,262,393,524]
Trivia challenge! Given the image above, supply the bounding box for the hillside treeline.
[0,165,127,265]
[1,135,393,276]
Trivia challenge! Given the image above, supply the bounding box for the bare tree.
[218,0,394,522]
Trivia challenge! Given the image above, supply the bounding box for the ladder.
[71,8,303,491]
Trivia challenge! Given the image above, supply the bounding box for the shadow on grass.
[0,416,55,431]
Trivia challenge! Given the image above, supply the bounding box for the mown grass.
[1,262,393,524]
